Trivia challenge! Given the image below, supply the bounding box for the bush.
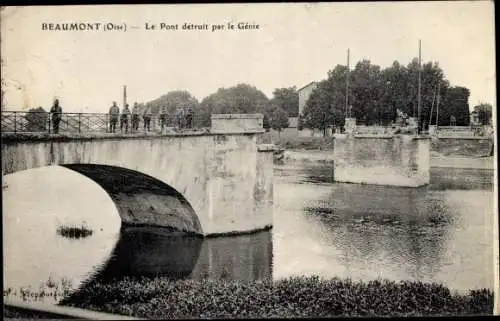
[59,276,494,318]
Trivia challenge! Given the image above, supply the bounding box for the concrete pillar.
[333,135,430,187]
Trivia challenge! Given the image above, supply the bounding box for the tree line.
[135,84,295,132]
[301,58,480,133]
[21,57,492,133]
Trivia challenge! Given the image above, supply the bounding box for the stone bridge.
[1,114,275,236]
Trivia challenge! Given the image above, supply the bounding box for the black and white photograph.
[1,2,498,318]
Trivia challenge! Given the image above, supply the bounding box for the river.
[2,153,495,303]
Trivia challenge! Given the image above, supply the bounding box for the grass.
[58,276,494,318]
[56,223,93,239]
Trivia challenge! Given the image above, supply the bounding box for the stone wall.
[333,135,430,187]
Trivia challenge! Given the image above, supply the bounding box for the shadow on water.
[90,226,204,281]
[86,227,273,284]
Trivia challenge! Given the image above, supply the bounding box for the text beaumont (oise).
[41,22,124,31]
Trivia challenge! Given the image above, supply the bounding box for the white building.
[298,81,318,116]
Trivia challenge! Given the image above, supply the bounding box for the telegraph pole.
[123,85,127,109]
[436,81,440,129]
[417,40,422,135]
[345,48,350,117]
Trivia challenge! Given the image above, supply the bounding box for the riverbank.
[56,276,493,318]
[272,136,335,150]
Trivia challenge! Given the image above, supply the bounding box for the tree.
[301,65,346,135]
[439,86,470,126]
[350,59,384,125]
[199,83,271,126]
[144,90,199,115]
[270,107,289,136]
[473,103,493,125]
[143,90,200,127]
[271,87,299,117]
[25,107,48,132]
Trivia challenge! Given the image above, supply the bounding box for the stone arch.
[57,164,203,235]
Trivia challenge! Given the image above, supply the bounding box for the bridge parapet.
[211,114,264,134]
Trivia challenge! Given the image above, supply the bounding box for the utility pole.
[417,39,422,135]
[345,48,350,118]
[436,81,440,129]
[428,83,437,127]
[123,85,127,109]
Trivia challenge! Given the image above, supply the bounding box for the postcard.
[2,2,497,318]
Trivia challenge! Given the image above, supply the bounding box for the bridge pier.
[333,134,430,187]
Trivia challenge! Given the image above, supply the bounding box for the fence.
[1,111,209,134]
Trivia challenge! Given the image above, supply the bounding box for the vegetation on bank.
[59,276,493,318]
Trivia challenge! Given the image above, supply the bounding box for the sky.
[1,2,496,113]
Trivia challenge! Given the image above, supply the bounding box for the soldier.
[143,105,152,132]
[177,107,185,130]
[109,101,120,133]
[50,98,62,134]
[185,107,194,129]
[159,105,168,131]
[120,104,131,133]
[131,102,141,132]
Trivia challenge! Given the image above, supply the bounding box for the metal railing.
[1,111,209,134]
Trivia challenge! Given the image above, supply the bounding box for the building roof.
[297,81,318,92]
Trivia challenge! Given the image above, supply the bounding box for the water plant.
[56,222,93,239]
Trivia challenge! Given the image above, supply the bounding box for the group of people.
[43,98,196,135]
[108,102,195,133]
[108,102,153,133]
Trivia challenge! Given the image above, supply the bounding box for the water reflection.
[273,161,494,292]
[88,228,273,283]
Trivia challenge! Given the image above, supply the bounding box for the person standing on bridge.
[131,102,141,132]
[50,99,62,134]
[143,105,152,132]
[120,104,131,133]
[159,105,168,132]
[185,107,193,129]
[176,107,185,130]
[109,101,119,133]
